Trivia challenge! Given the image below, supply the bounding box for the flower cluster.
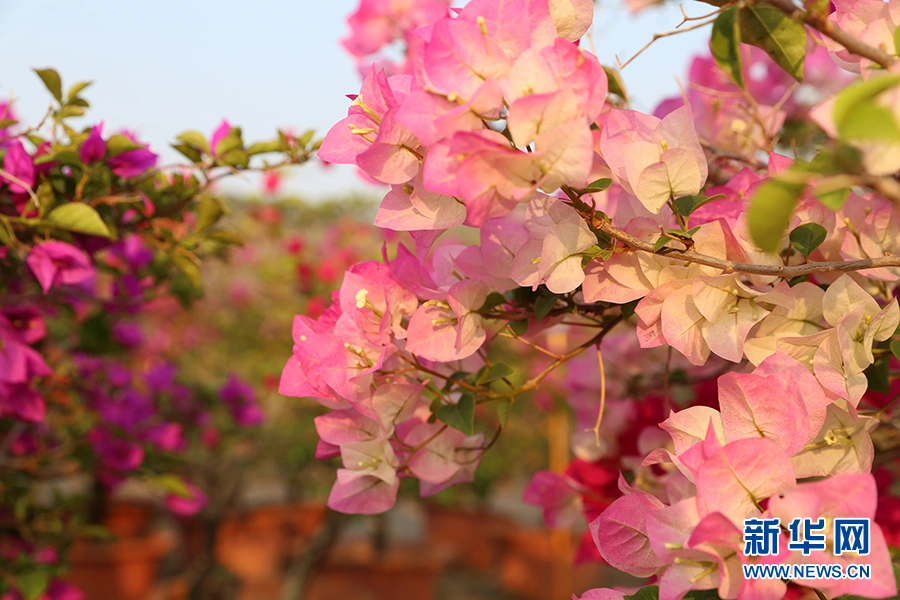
[301,0,900,597]
[0,69,309,599]
[587,356,893,599]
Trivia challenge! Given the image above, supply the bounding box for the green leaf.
[220,148,250,169]
[625,586,660,600]
[15,569,51,600]
[476,363,513,385]
[711,7,743,88]
[739,4,805,82]
[105,134,145,156]
[246,139,285,155]
[176,130,211,153]
[205,230,244,246]
[603,66,628,100]
[789,223,827,257]
[534,293,559,320]
[214,126,244,156]
[621,299,640,320]
[151,474,191,497]
[46,203,114,239]
[833,75,900,141]
[442,371,471,393]
[171,143,203,163]
[55,105,85,119]
[0,217,11,245]
[803,146,861,178]
[666,226,701,239]
[34,68,63,102]
[654,234,672,252]
[891,340,900,362]
[36,184,57,217]
[479,291,507,313]
[577,178,613,195]
[839,99,900,142]
[509,320,528,336]
[674,194,725,217]
[496,401,511,429]
[78,524,115,540]
[297,129,316,147]
[748,179,806,253]
[815,185,850,211]
[171,253,202,288]
[866,353,891,394]
[67,80,93,102]
[78,312,117,353]
[435,392,475,435]
[195,196,225,232]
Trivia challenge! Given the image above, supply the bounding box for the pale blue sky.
[0,0,710,200]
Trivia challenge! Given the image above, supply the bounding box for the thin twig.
[616,17,719,70]
[764,0,897,69]
[0,168,41,209]
[590,347,607,447]
[592,217,900,278]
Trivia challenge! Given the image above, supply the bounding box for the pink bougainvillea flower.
[143,423,183,452]
[0,383,46,423]
[695,437,795,524]
[219,374,265,426]
[26,241,94,295]
[0,314,51,386]
[716,353,828,455]
[1,306,46,345]
[825,0,899,73]
[548,0,594,39]
[590,484,666,577]
[341,0,450,64]
[417,16,512,99]
[422,129,537,226]
[79,122,106,164]
[768,474,897,598]
[328,439,400,514]
[1,140,35,194]
[790,402,878,478]
[406,279,489,361]
[508,193,597,293]
[165,482,208,516]
[320,69,419,185]
[90,429,144,473]
[600,105,707,213]
[42,579,86,600]
[523,470,586,528]
[210,119,232,157]
[375,169,467,232]
[398,78,504,146]
[401,419,472,484]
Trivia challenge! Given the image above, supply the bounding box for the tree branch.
[764,0,898,69]
[593,217,900,278]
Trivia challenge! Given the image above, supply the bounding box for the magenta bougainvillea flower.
[78,122,107,164]
[108,130,158,178]
[1,140,34,194]
[25,241,94,295]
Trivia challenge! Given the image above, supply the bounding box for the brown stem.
[764,0,897,69]
[593,217,900,278]
[279,509,346,600]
